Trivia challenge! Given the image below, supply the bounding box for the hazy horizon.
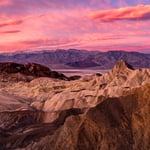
[0,49,150,54]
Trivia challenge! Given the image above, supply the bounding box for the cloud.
[21,38,77,46]
[76,44,150,52]
[0,1,150,53]
[0,38,79,52]
[0,20,23,28]
[89,5,150,22]
[0,0,12,6]
[0,30,20,34]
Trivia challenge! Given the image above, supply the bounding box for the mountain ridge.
[0,49,149,69]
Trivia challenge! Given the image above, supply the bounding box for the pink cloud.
[0,30,20,34]
[0,0,12,6]
[0,38,79,52]
[0,2,149,53]
[0,36,150,53]
[0,20,23,28]
[77,44,150,52]
[89,5,150,22]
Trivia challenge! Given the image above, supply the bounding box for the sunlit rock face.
[31,84,149,150]
[0,60,149,150]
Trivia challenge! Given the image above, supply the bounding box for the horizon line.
[0,49,149,54]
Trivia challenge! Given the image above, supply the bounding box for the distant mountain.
[0,49,149,69]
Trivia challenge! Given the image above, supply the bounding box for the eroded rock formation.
[0,62,68,82]
[0,60,149,150]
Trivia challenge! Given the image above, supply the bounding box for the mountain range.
[0,49,150,69]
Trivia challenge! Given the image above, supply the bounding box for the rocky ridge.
[0,60,149,149]
[0,62,68,82]
[24,83,149,150]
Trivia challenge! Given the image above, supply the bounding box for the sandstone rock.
[9,83,149,150]
[0,60,149,149]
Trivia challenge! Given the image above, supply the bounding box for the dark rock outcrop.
[0,62,68,82]
[0,108,84,149]
[69,75,81,80]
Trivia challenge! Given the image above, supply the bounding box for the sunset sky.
[0,0,150,53]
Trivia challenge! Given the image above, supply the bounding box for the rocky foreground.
[0,60,149,150]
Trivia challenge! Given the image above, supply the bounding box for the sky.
[0,0,150,53]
